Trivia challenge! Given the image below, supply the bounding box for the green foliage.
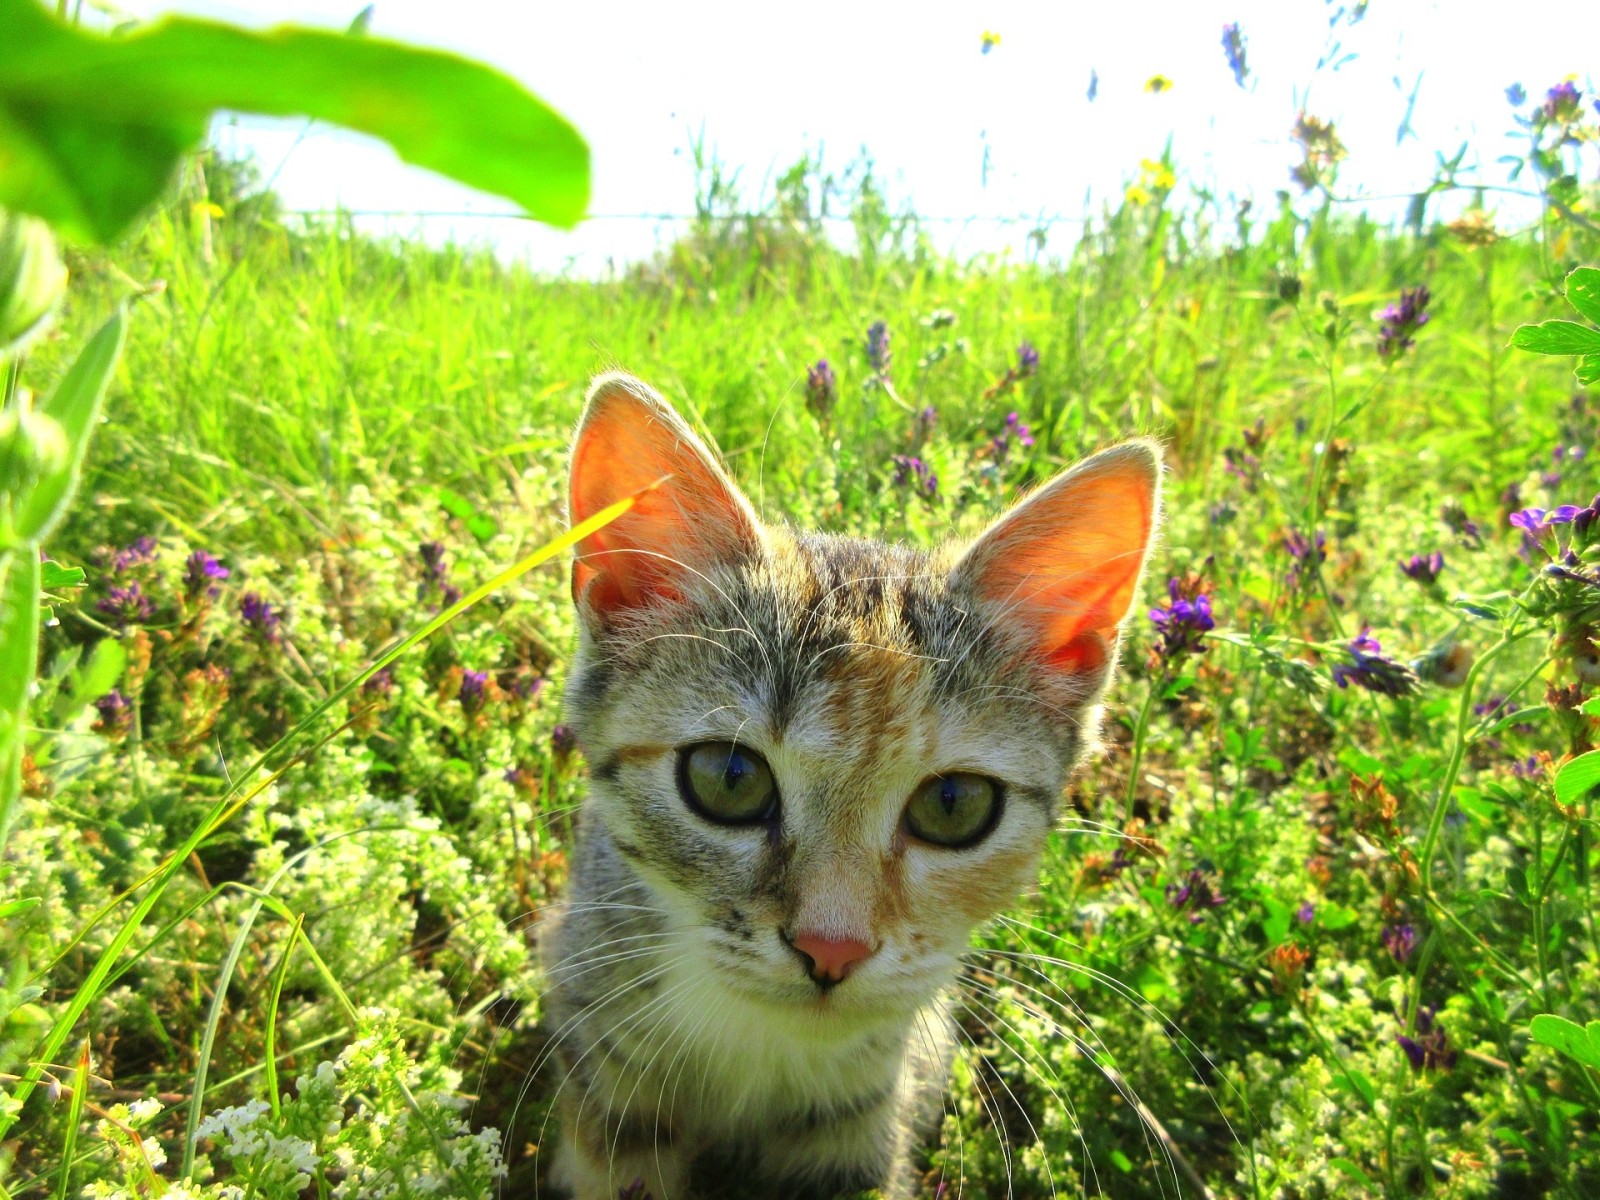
[1512,267,1600,384]
[0,0,589,243]
[9,58,1600,1200]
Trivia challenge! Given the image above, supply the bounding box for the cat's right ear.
[568,373,764,624]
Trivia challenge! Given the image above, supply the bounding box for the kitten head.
[563,373,1160,1024]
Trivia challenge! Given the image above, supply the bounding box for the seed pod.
[0,212,68,356]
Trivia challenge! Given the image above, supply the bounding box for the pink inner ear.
[569,380,760,615]
[961,446,1158,666]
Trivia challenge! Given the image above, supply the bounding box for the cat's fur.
[542,373,1160,1200]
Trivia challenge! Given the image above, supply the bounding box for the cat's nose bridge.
[783,843,886,963]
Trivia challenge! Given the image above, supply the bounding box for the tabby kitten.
[543,373,1160,1200]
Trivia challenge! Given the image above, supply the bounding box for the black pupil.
[724,752,749,788]
[940,780,960,813]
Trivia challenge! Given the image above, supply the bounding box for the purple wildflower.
[1296,901,1316,924]
[1396,1006,1457,1072]
[889,455,939,501]
[1383,923,1417,964]
[1440,501,1482,549]
[92,690,133,738]
[1016,341,1040,377]
[418,542,459,604]
[805,359,837,424]
[362,666,395,697]
[865,321,892,375]
[1400,552,1444,585]
[1376,286,1431,359]
[1148,577,1215,660]
[1284,529,1327,573]
[111,536,158,573]
[1209,500,1237,527]
[97,583,153,629]
[1511,755,1544,779]
[1332,626,1419,697]
[1221,23,1248,88]
[991,412,1034,467]
[1165,867,1227,923]
[459,669,490,716]
[1544,80,1582,121]
[913,405,938,442]
[551,723,578,759]
[239,592,283,643]
[183,551,230,601]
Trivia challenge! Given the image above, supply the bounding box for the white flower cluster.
[196,1099,319,1190]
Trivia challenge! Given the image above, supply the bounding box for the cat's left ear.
[568,372,765,622]
[952,440,1161,674]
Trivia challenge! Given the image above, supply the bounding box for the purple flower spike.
[1221,23,1248,88]
[1400,552,1444,585]
[1376,286,1430,359]
[805,359,837,423]
[1395,1005,1456,1072]
[551,723,578,759]
[1332,626,1419,697]
[865,320,892,375]
[97,583,153,629]
[1016,341,1040,377]
[1148,577,1215,661]
[1284,529,1327,571]
[92,690,134,737]
[1383,923,1417,964]
[1544,80,1581,121]
[1296,901,1316,924]
[111,536,158,574]
[239,592,283,643]
[1165,867,1226,922]
[459,669,490,715]
[183,551,230,601]
[889,455,938,501]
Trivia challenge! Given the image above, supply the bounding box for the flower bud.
[0,212,68,355]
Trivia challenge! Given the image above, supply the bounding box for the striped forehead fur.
[566,523,1109,789]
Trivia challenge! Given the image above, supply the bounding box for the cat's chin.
[706,962,940,1032]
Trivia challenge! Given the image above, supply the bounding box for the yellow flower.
[1144,74,1173,94]
[981,30,1001,54]
[1124,185,1153,207]
[1140,159,1176,190]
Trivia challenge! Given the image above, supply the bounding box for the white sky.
[121,0,1599,274]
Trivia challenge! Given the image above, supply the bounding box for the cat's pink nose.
[790,932,875,984]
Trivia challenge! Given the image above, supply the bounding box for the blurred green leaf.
[1554,750,1600,809]
[1530,1013,1600,1072]
[0,0,589,243]
[39,559,84,591]
[1566,267,1600,326]
[0,895,41,920]
[0,548,41,845]
[1333,1069,1376,1105]
[1577,354,1600,386]
[437,487,498,544]
[1330,1157,1376,1187]
[1510,320,1600,357]
[14,307,124,542]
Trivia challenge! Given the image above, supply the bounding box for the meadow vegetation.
[7,75,1600,1200]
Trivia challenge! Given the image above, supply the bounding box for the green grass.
[6,145,1600,1198]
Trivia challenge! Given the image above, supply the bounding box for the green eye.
[678,742,779,825]
[903,773,1001,848]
